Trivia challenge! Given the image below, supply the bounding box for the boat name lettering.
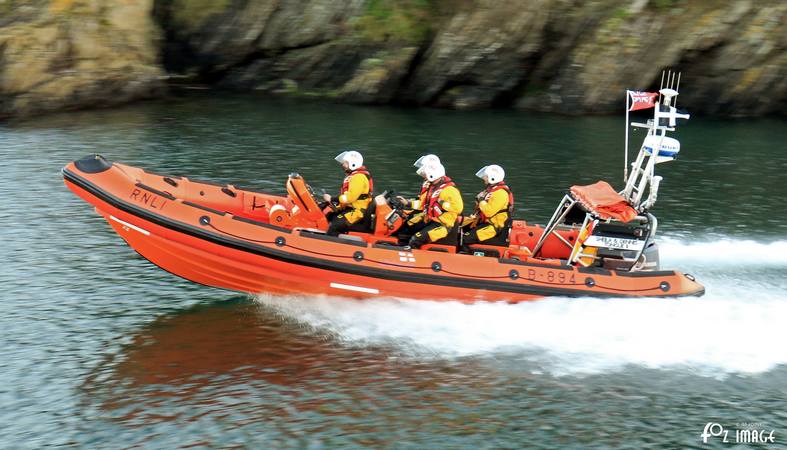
[585,235,644,251]
[130,188,167,211]
[526,269,575,284]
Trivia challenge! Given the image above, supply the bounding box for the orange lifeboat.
[62,155,704,302]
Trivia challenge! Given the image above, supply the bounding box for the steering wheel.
[383,190,407,215]
[314,187,337,211]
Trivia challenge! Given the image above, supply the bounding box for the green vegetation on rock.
[169,0,229,31]
[649,0,683,10]
[351,0,433,44]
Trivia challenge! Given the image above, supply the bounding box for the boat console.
[531,70,688,271]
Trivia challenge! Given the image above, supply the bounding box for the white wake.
[659,237,787,268]
[256,238,787,377]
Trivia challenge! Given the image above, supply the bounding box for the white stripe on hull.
[329,282,379,294]
[110,215,151,236]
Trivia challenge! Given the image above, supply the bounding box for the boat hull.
[63,158,705,302]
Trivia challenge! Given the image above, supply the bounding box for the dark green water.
[1,93,786,448]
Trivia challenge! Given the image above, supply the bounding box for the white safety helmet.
[335,150,363,170]
[416,162,446,182]
[413,154,440,168]
[475,164,505,184]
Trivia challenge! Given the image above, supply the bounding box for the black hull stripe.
[136,182,176,201]
[231,215,293,234]
[615,269,676,277]
[498,258,573,271]
[63,168,681,298]
[182,200,227,216]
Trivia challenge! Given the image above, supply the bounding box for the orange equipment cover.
[569,181,637,223]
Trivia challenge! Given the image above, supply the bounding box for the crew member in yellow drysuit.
[395,153,441,236]
[405,162,463,249]
[461,164,514,250]
[323,150,374,236]
[396,153,441,212]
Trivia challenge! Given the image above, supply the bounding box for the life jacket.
[411,179,433,210]
[418,180,431,198]
[426,177,455,221]
[340,166,374,201]
[478,181,514,228]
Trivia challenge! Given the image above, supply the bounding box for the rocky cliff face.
[1,0,785,118]
[154,0,787,116]
[0,0,164,119]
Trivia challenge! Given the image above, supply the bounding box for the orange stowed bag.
[569,181,638,223]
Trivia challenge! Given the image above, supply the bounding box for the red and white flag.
[628,91,658,111]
